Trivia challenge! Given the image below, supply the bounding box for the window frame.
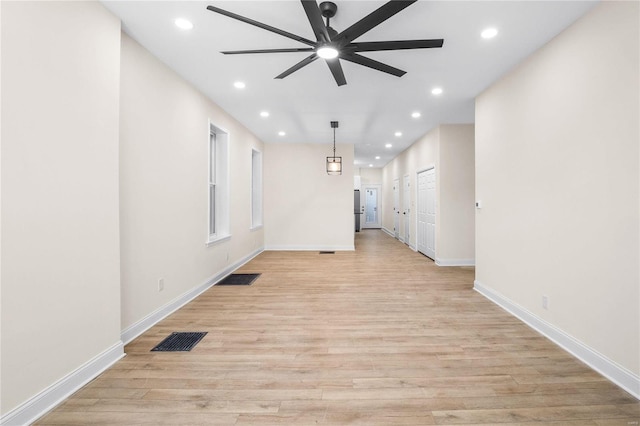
[207,121,231,245]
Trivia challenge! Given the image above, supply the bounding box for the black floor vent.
[151,332,207,352]
[319,251,335,254]
[217,273,261,286]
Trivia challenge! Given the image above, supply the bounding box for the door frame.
[402,174,410,246]
[361,184,382,229]
[393,178,400,239]
[416,165,436,259]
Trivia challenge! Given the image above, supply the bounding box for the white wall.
[438,125,475,264]
[0,0,4,415]
[1,1,122,416]
[264,143,354,250]
[357,167,383,185]
[475,0,639,392]
[119,34,265,332]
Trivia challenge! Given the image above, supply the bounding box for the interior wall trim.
[435,258,475,267]
[121,247,264,345]
[381,227,395,238]
[264,245,354,251]
[0,341,125,426]
[474,280,640,400]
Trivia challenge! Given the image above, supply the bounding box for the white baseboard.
[121,247,264,344]
[435,258,475,267]
[381,227,394,237]
[264,245,354,251]
[474,280,640,400]
[0,341,125,426]
[409,244,417,252]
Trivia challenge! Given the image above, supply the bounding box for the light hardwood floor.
[37,230,639,425]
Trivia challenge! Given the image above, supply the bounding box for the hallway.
[37,231,639,424]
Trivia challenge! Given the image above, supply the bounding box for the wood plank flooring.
[37,230,640,425]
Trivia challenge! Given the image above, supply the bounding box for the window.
[209,132,217,235]
[251,149,263,229]
[208,122,229,244]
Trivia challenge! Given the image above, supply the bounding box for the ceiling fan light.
[317,46,339,59]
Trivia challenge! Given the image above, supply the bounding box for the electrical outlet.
[542,295,549,310]
[158,278,164,292]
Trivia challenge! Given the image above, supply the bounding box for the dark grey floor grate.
[319,251,335,254]
[151,332,207,352]
[217,273,261,286]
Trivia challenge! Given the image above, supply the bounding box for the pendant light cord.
[333,127,336,157]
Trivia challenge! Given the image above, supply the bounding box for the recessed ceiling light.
[278,131,286,136]
[233,81,246,89]
[481,27,498,39]
[174,18,194,30]
[385,143,392,148]
[260,111,269,117]
[431,87,443,95]
[375,156,380,160]
[395,132,402,137]
[369,164,373,167]
[411,112,421,118]
[317,46,339,59]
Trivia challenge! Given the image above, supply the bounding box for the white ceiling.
[102,0,597,167]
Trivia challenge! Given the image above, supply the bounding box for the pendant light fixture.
[326,121,342,175]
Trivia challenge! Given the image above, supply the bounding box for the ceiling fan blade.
[341,53,406,77]
[325,59,347,86]
[275,54,318,79]
[222,48,315,55]
[336,0,417,45]
[206,5,316,47]
[349,39,444,52]
[301,0,330,43]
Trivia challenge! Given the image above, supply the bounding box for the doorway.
[362,184,381,229]
[417,167,435,259]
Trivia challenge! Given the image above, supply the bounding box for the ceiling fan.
[206,0,444,86]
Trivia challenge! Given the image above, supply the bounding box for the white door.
[403,175,410,245]
[362,185,381,229]
[417,168,435,259]
[393,178,400,239]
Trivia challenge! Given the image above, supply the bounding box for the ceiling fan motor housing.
[319,2,338,19]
